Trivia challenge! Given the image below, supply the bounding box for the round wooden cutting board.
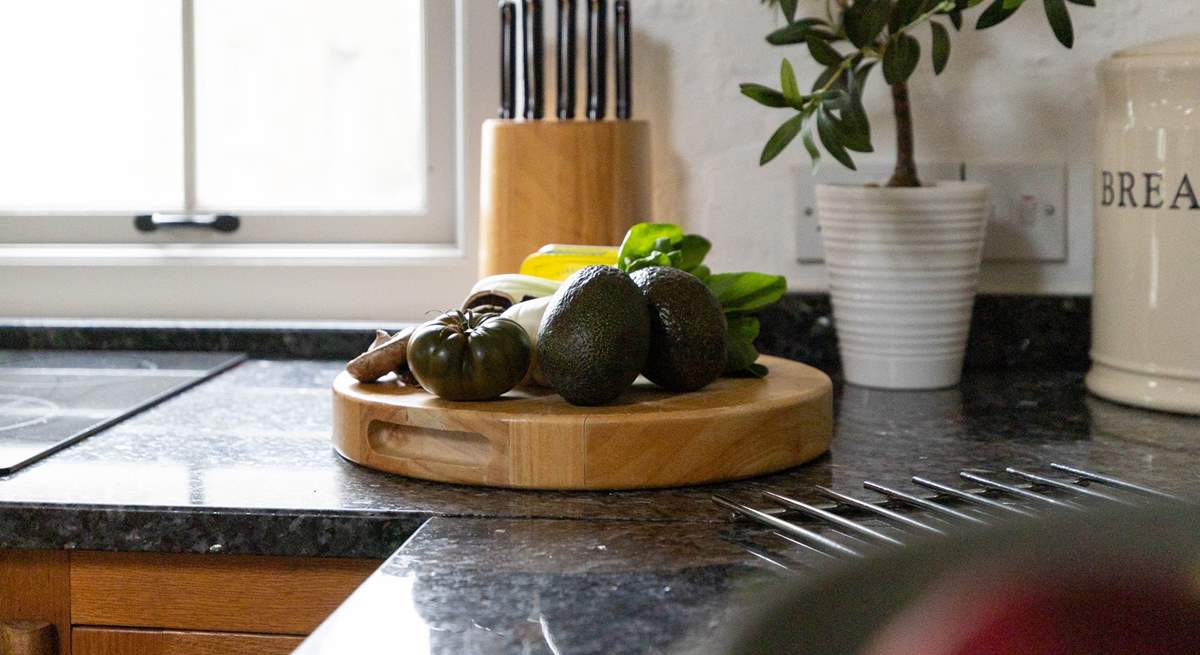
[332,355,833,490]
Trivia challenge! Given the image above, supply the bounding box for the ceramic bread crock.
[1088,35,1200,415]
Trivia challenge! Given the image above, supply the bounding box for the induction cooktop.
[0,350,245,474]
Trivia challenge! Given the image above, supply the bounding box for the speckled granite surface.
[0,357,1196,560]
[297,518,781,655]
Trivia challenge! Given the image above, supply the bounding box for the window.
[0,1,496,320]
[1,0,456,245]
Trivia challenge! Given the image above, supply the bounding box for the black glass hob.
[0,350,245,474]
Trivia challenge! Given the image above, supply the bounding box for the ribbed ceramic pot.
[816,182,990,389]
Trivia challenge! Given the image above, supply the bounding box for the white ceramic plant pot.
[816,182,990,389]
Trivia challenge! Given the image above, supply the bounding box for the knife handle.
[500,1,517,119]
[522,0,545,120]
[614,0,631,120]
[586,0,607,120]
[556,0,577,119]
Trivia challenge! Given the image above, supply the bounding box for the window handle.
[134,213,240,233]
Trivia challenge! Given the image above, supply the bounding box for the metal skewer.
[764,490,905,546]
[1005,467,1134,505]
[863,481,991,525]
[960,471,1082,510]
[912,476,1038,517]
[1050,463,1183,501]
[815,486,946,535]
[713,495,863,558]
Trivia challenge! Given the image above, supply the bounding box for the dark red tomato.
[406,310,531,401]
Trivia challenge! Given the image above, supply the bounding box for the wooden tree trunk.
[888,82,923,188]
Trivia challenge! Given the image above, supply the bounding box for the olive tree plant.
[742,0,1096,187]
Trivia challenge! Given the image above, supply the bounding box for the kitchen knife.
[614,0,631,119]
[499,0,517,119]
[522,0,545,120]
[556,0,577,119]
[586,0,607,120]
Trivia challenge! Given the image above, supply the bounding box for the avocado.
[630,267,727,392]
[537,265,650,406]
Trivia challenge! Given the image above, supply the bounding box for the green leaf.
[1043,0,1074,48]
[889,0,924,32]
[724,339,760,374]
[837,99,873,153]
[1066,0,1094,5]
[779,0,798,23]
[816,107,857,170]
[976,0,1020,29]
[949,9,963,29]
[883,34,921,85]
[675,234,712,272]
[931,21,951,74]
[1002,0,1025,8]
[759,112,806,166]
[780,59,801,105]
[616,223,683,271]
[690,264,712,283]
[707,272,788,314]
[745,363,770,378]
[806,37,844,66]
[801,118,822,170]
[843,0,890,48]
[727,316,761,343]
[777,57,796,104]
[765,19,828,45]
[739,83,789,108]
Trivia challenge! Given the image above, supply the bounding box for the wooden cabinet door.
[0,550,70,655]
[71,552,378,635]
[73,627,301,655]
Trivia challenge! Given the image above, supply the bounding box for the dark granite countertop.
[1,357,1197,561]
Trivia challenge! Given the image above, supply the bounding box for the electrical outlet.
[965,163,1068,262]
[794,162,964,262]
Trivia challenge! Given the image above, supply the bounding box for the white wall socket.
[965,162,1068,263]
[793,162,963,262]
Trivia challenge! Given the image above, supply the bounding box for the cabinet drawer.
[73,627,301,655]
[70,552,379,635]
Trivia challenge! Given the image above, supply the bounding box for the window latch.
[134,213,240,233]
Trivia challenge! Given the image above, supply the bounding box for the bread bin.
[1088,35,1200,414]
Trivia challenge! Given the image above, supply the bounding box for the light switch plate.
[965,162,1068,262]
[794,162,964,262]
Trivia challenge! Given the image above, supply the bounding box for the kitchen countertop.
[1,358,1197,560]
[2,355,1198,652]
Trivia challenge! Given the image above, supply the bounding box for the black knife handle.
[614,0,631,120]
[500,1,517,119]
[556,0,577,119]
[586,0,607,120]
[522,0,545,120]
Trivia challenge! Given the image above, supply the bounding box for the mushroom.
[345,326,415,383]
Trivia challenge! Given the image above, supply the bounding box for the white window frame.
[0,0,497,321]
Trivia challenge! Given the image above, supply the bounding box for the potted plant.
[741,0,1094,389]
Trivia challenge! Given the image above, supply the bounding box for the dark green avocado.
[630,266,727,392]
[537,265,650,406]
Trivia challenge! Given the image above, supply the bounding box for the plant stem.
[888,82,922,188]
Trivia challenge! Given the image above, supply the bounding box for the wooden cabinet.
[0,550,379,655]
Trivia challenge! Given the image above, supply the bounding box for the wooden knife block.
[479,119,651,277]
